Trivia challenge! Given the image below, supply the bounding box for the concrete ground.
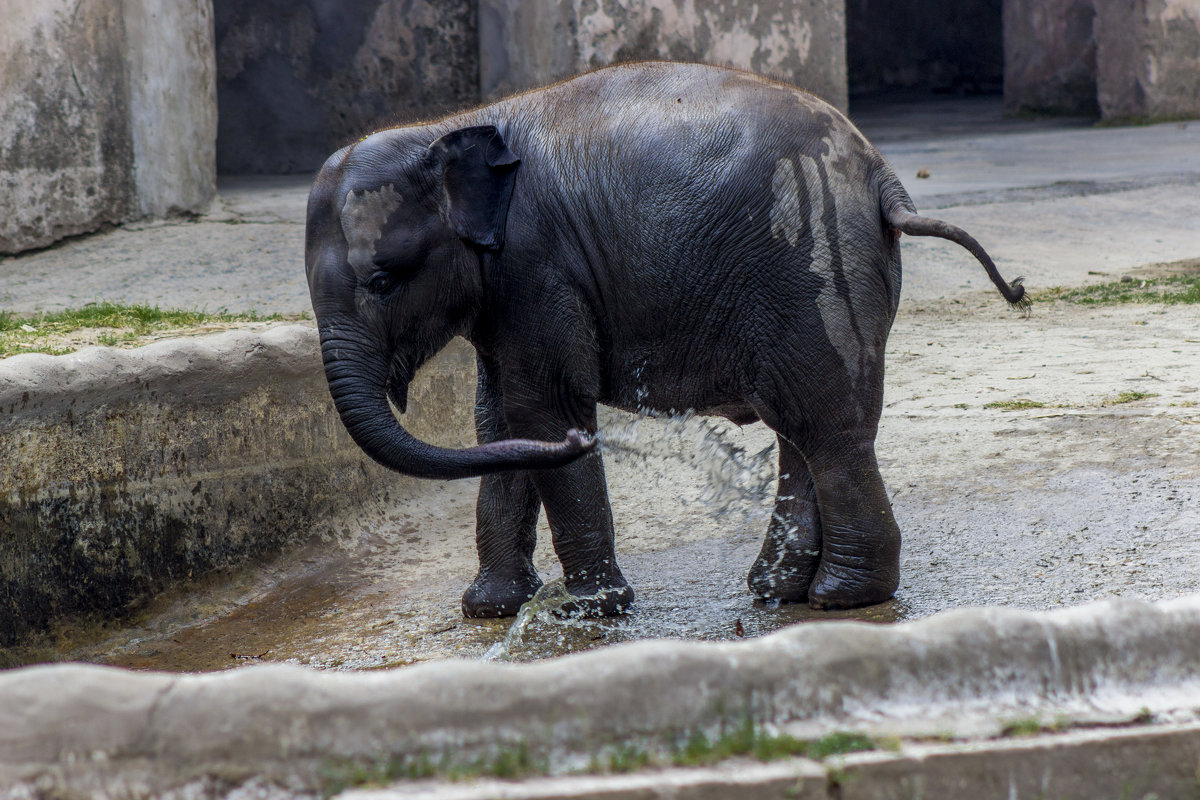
[2,97,1199,672]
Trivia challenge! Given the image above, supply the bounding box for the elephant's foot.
[462,569,543,618]
[557,571,634,617]
[807,549,899,610]
[748,525,820,603]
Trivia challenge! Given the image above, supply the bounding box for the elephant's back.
[500,63,867,167]
[495,63,883,224]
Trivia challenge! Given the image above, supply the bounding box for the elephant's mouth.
[385,356,410,413]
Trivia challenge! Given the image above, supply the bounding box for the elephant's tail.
[878,169,1030,309]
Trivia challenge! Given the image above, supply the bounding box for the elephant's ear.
[427,126,520,251]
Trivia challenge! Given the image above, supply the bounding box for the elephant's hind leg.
[801,433,900,609]
[753,369,900,610]
[462,355,544,618]
[748,436,822,601]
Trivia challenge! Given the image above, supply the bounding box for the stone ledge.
[348,759,829,800]
[2,595,1200,796]
[0,326,476,646]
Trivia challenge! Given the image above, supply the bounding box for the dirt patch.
[1126,256,1200,279]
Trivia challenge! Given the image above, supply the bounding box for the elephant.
[305,61,1026,617]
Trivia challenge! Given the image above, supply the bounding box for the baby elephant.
[305,62,1024,617]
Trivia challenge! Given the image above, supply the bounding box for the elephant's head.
[305,124,595,479]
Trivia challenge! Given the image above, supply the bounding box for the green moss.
[666,721,876,769]
[1000,718,1044,737]
[984,399,1048,411]
[607,743,655,773]
[1033,274,1200,306]
[317,723,879,795]
[318,744,548,797]
[1000,717,1067,738]
[1101,391,1159,406]
[805,731,878,759]
[0,302,299,358]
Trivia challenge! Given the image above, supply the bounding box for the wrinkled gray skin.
[306,62,1025,616]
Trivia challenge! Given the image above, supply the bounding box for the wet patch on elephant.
[769,158,802,247]
[795,154,863,386]
[340,184,403,275]
[816,156,870,386]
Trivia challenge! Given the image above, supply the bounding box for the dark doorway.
[846,0,1004,104]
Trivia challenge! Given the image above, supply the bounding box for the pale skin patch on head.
[341,184,403,275]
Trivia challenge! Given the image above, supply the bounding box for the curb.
[341,723,1200,799]
[2,595,1199,795]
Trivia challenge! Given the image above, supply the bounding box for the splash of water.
[482,579,604,662]
[481,409,782,663]
[598,409,779,522]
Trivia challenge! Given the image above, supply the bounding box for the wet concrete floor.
[37,294,1200,672]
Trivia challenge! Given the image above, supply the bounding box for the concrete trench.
[1,314,1200,798]
[0,326,476,652]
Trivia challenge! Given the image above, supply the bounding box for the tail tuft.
[1007,276,1032,315]
[886,207,1029,311]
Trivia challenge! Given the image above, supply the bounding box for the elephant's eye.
[365,271,394,295]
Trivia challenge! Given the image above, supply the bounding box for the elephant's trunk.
[319,323,594,479]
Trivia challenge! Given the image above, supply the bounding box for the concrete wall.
[479,0,849,112]
[1003,0,1099,115]
[213,0,479,174]
[0,327,476,647]
[1094,0,1200,121]
[0,0,217,254]
[1003,0,1200,121]
[846,0,1003,97]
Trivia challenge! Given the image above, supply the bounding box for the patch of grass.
[984,398,1047,411]
[1033,274,1200,306]
[1000,718,1044,738]
[1101,391,1159,406]
[317,723,880,796]
[805,731,878,759]
[0,302,298,358]
[319,743,549,797]
[606,742,655,773]
[318,752,439,797]
[953,403,969,410]
[667,720,876,769]
[1000,717,1066,738]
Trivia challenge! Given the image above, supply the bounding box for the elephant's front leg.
[503,386,632,615]
[529,446,634,616]
[748,436,822,602]
[462,356,544,618]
